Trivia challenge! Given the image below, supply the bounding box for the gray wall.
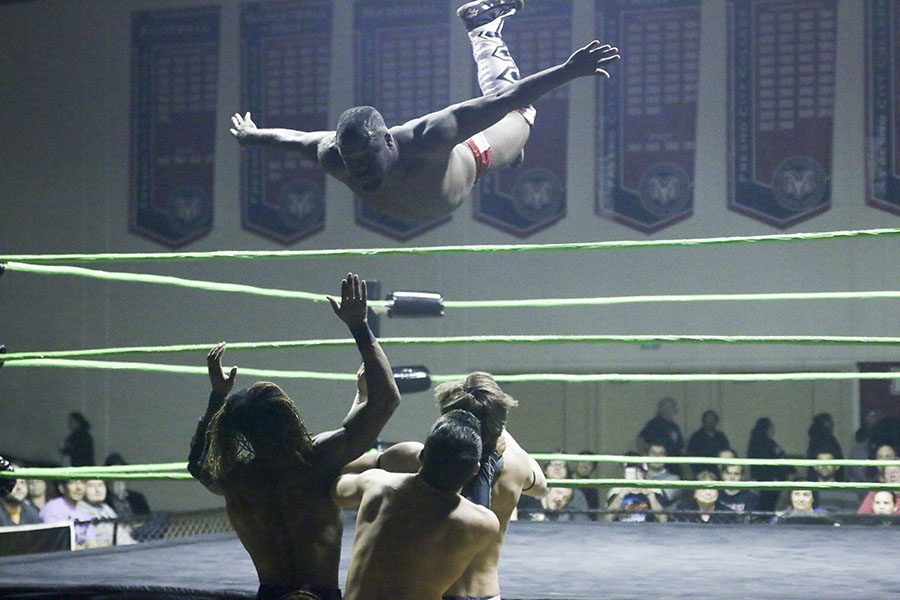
[0,0,896,510]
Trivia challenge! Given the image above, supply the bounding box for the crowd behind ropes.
[2,401,899,551]
[516,399,900,525]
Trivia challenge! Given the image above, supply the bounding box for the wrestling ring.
[1,227,899,599]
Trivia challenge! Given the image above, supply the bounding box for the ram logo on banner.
[353,0,451,240]
[473,0,571,237]
[130,8,219,248]
[728,0,836,228]
[596,0,699,234]
[866,0,900,217]
[239,1,331,245]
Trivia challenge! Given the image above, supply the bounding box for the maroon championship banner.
[354,0,451,240]
[728,0,836,228]
[240,0,331,245]
[596,0,699,234]
[473,0,571,237]
[866,0,900,216]
[130,7,219,248]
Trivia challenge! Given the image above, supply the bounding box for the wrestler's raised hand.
[564,40,620,79]
[229,112,258,144]
[207,342,237,397]
[327,273,368,327]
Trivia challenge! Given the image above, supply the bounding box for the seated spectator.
[543,458,569,481]
[687,410,731,475]
[39,480,97,549]
[865,444,898,484]
[644,441,682,506]
[747,417,795,512]
[25,479,52,512]
[806,413,844,462]
[719,463,759,513]
[537,486,591,522]
[104,453,151,518]
[637,397,684,458]
[808,448,859,513]
[848,409,882,482]
[870,491,897,518]
[772,489,828,524]
[573,451,601,516]
[79,479,136,547]
[675,470,737,523]
[606,459,667,523]
[858,465,900,515]
[0,462,42,526]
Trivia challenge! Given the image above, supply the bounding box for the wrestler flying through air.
[230,0,620,223]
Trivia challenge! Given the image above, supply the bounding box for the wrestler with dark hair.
[343,371,546,600]
[333,410,500,600]
[230,1,619,222]
[188,273,400,600]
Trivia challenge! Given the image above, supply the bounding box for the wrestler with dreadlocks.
[188,273,400,600]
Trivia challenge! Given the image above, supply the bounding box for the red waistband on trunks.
[465,132,493,181]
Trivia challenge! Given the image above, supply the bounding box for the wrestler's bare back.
[221,454,345,589]
[343,471,499,600]
[319,119,479,222]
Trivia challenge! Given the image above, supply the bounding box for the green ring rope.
[2,358,898,382]
[530,453,900,468]
[548,479,900,491]
[4,334,900,362]
[1,227,897,263]
[3,262,897,308]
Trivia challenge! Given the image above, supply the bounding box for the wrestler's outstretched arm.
[230,112,334,164]
[411,41,619,148]
[187,342,238,495]
[317,273,401,468]
[503,431,547,497]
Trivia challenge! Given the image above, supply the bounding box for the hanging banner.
[728,0,837,228]
[130,7,219,248]
[239,0,331,245]
[866,0,900,216]
[473,0,572,237]
[353,0,451,240]
[596,0,699,234]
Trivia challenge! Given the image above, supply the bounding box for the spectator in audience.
[858,465,900,515]
[675,470,737,523]
[870,491,897,518]
[572,451,601,516]
[807,448,858,513]
[25,478,51,512]
[865,443,898,484]
[869,416,900,460]
[103,453,151,518]
[537,486,591,522]
[79,479,136,547]
[0,462,42,526]
[747,418,795,512]
[606,458,667,523]
[60,411,94,467]
[848,409,882,481]
[644,441,681,506]
[40,479,97,549]
[772,488,828,523]
[543,458,569,481]
[806,413,844,461]
[686,410,731,475]
[637,397,684,458]
[719,463,759,513]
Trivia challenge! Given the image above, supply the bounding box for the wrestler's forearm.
[187,391,225,477]
[497,62,574,109]
[350,323,401,414]
[241,128,327,162]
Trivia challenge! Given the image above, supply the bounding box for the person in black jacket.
[61,412,94,467]
[747,417,795,512]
